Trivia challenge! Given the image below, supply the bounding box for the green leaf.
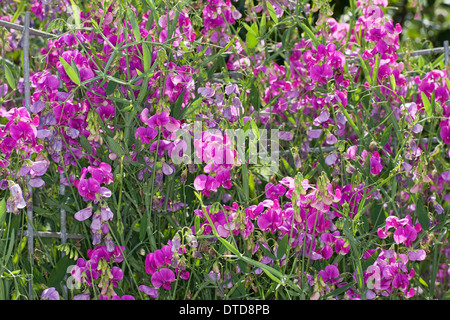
[358,54,372,83]
[194,215,201,235]
[369,201,385,227]
[244,22,258,49]
[11,0,25,23]
[371,54,380,87]
[0,198,5,226]
[69,0,81,28]
[260,13,267,36]
[380,124,393,147]
[58,56,80,85]
[105,76,119,96]
[338,103,360,136]
[4,64,16,89]
[47,255,72,288]
[299,23,319,48]
[389,74,396,92]
[277,234,288,260]
[142,43,151,72]
[323,282,354,299]
[144,0,161,32]
[415,198,429,231]
[106,136,124,157]
[79,135,93,155]
[172,91,184,120]
[139,213,147,242]
[127,8,141,42]
[250,83,260,111]
[180,98,202,119]
[421,92,432,117]
[259,242,276,261]
[266,1,278,23]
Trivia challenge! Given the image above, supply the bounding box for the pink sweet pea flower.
[151,268,176,290]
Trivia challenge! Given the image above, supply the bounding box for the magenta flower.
[73,292,90,300]
[318,264,341,285]
[87,163,114,185]
[111,266,124,287]
[41,287,60,300]
[135,126,158,144]
[370,151,383,175]
[74,207,93,221]
[151,268,176,290]
[440,126,450,145]
[112,295,135,300]
[139,285,159,298]
[77,177,100,202]
[193,174,208,191]
[9,121,35,143]
[310,64,333,85]
[257,209,282,233]
[408,249,426,261]
[347,146,357,159]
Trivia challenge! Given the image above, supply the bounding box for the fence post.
[444,40,449,66]
[22,11,34,300]
[60,172,68,298]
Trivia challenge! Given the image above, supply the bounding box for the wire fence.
[0,13,449,300]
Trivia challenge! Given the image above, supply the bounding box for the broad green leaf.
[0,198,5,226]
[277,234,288,260]
[358,54,372,83]
[371,54,380,86]
[243,22,258,49]
[59,56,80,85]
[69,0,81,28]
[79,135,93,155]
[380,124,393,147]
[105,77,119,96]
[139,213,147,242]
[180,98,202,119]
[106,136,124,157]
[421,92,432,117]
[194,215,201,235]
[4,64,15,89]
[250,83,260,111]
[144,0,161,32]
[370,201,385,227]
[266,1,278,23]
[258,242,276,261]
[127,8,141,42]
[172,91,184,120]
[47,255,72,287]
[260,13,267,36]
[142,43,151,72]
[246,31,258,49]
[389,74,396,92]
[416,198,429,231]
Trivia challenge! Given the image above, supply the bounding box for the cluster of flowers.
[0,107,48,214]
[73,162,115,249]
[0,0,446,301]
[140,232,197,299]
[68,245,134,300]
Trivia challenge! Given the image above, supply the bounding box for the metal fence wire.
[0,12,449,300]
